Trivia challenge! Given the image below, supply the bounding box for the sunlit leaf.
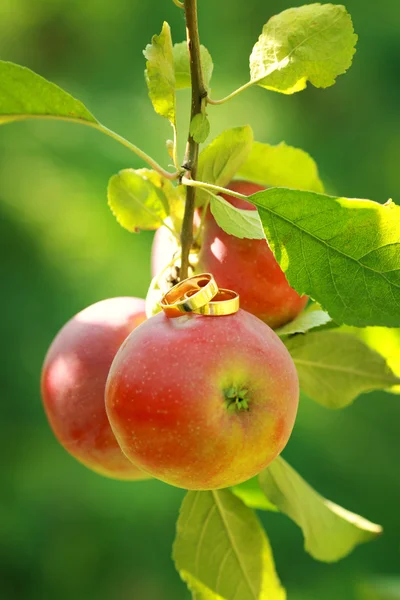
[237,142,324,193]
[197,126,254,204]
[275,304,332,336]
[173,42,214,90]
[173,489,286,600]
[190,113,211,144]
[0,61,97,125]
[285,331,400,408]
[144,22,176,124]
[250,4,357,94]
[209,194,265,240]
[231,477,278,512]
[344,326,400,394]
[249,189,400,327]
[259,457,382,562]
[108,169,169,232]
[135,168,184,231]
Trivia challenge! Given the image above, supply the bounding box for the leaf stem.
[94,123,179,180]
[207,81,254,106]
[180,0,207,280]
[172,0,184,7]
[181,176,247,201]
[172,123,180,171]
[1,114,179,180]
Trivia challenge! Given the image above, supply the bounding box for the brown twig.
[180,0,207,279]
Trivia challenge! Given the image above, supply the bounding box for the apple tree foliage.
[1,2,399,598]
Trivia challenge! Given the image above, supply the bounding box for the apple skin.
[41,297,150,480]
[151,226,178,277]
[197,181,308,329]
[105,309,299,490]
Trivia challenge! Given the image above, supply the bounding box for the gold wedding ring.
[160,273,218,318]
[193,288,240,316]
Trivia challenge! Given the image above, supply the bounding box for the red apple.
[197,181,308,328]
[151,226,178,277]
[41,297,150,480]
[105,309,299,490]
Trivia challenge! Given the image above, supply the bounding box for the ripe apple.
[151,225,179,277]
[41,297,150,480]
[197,181,308,328]
[105,309,299,490]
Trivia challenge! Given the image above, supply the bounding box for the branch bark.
[180,0,207,279]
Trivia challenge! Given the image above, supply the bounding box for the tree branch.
[180,0,207,280]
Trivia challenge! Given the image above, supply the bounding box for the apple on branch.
[41,297,150,480]
[105,308,299,490]
[197,181,308,329]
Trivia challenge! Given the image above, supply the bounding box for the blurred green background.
[0,1,399,598]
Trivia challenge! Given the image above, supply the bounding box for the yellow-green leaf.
[231,477,278,512]
[275,304,332,336]
[250,4,357,94]
[198,126,254,189]
[108,169,169,232]
[173,42,214,90]
[237,142,324,193]
[209,194,265,240]
[344,326,400,394]
[135,168,184,231]
[259,457,382,562]
[190,113,211,144]
[0,61,97,125]
[285,331,400,408]
[144,22,176,124]
[173,489,285,600]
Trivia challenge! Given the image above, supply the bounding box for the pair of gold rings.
[160,273,239,318]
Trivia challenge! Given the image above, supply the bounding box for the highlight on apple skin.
[197,180,308,329]
[105,309,299,490]
[41,297,150,480]
[151,225,179,279]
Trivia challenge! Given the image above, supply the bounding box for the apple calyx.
[224,386,250,413]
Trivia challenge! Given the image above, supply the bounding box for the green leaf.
[237,142,324,193]
[250,4,357,94]
[209,194,265,240]
[275,304,332,336]
[285,331,400,409]
[144,22,176,124]
[173,42,214,90]
[108,169,169,232]
[190,113,211,144]
[198,126,254,189]
[249,188,400,327]
[344,327,400,394]
[135,168,184,231]
[0,61,97,125]
[259,457,382,563]
[231,477,277,512]
[173,489,286,600]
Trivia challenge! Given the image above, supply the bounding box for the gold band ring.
[193,288,240,316]
[160,273,218,318]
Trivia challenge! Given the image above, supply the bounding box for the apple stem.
[180,0,207,280]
